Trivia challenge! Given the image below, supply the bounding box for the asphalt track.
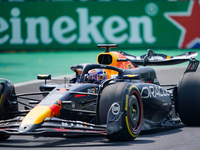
[1,66,200,150]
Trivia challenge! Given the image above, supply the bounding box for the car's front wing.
[0,117,106,136]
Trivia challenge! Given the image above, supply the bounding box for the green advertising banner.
[0,1,199,51]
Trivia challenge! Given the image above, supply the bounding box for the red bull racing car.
[1,44,200,141]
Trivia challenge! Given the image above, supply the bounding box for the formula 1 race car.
[1,44,200,141]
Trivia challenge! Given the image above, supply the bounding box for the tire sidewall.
[177,72,200,125]
[100,82,143,141]
[122,83,143,139]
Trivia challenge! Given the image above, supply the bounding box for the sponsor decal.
[145,3,159,17]
[49,100,62,117]
[61,121,93,129]
[1,2,198,49]
[111,102,120,115]
[141,85,170,99]
[117,52,135,69]
[0,7,156,46]
[165,1,200,48]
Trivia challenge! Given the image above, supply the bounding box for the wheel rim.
[128,92,142,132]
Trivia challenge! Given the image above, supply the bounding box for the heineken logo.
[0,7,156,46]
[0,2,199,50]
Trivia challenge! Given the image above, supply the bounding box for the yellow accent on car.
[97,52,119,66]
[39,75,48,77]
[97,52,119,78]
[124,84,141,137]
[125,75,136,78]
[125,85,141,111]
[128,85,135,92]
[21,105,51,125]
[0,93,3,108]
[129,85,141,95]
[167,56,171,59]
[125,95,129,111]
[125,116,136,138]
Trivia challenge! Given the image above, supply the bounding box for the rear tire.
[177,72,200,125]
[98,82,143,141]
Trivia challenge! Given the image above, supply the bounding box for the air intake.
[98,54,113,65]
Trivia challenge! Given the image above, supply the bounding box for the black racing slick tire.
[0,82,10,141]
[98,82,143,141]
[177,72,200,125]
[0,79,18,141]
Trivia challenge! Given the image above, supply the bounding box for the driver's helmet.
[87,69,108,84]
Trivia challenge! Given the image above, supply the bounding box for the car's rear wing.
[118,49,198,66]
[184,58,199,73]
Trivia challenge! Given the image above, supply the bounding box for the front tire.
[177,72,200,125]
[0,79,18,141]
[98,82,143,141]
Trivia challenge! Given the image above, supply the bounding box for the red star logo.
[164,1,200,49]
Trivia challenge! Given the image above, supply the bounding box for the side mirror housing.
[37,74,51,84]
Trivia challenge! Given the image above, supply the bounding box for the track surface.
[1,67,200,150]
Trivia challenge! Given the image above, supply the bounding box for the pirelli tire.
[177,72,200,125]
[0,79,18,141]
[98,82,143,141]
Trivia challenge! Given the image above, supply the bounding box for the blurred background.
[0,0,199,83]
